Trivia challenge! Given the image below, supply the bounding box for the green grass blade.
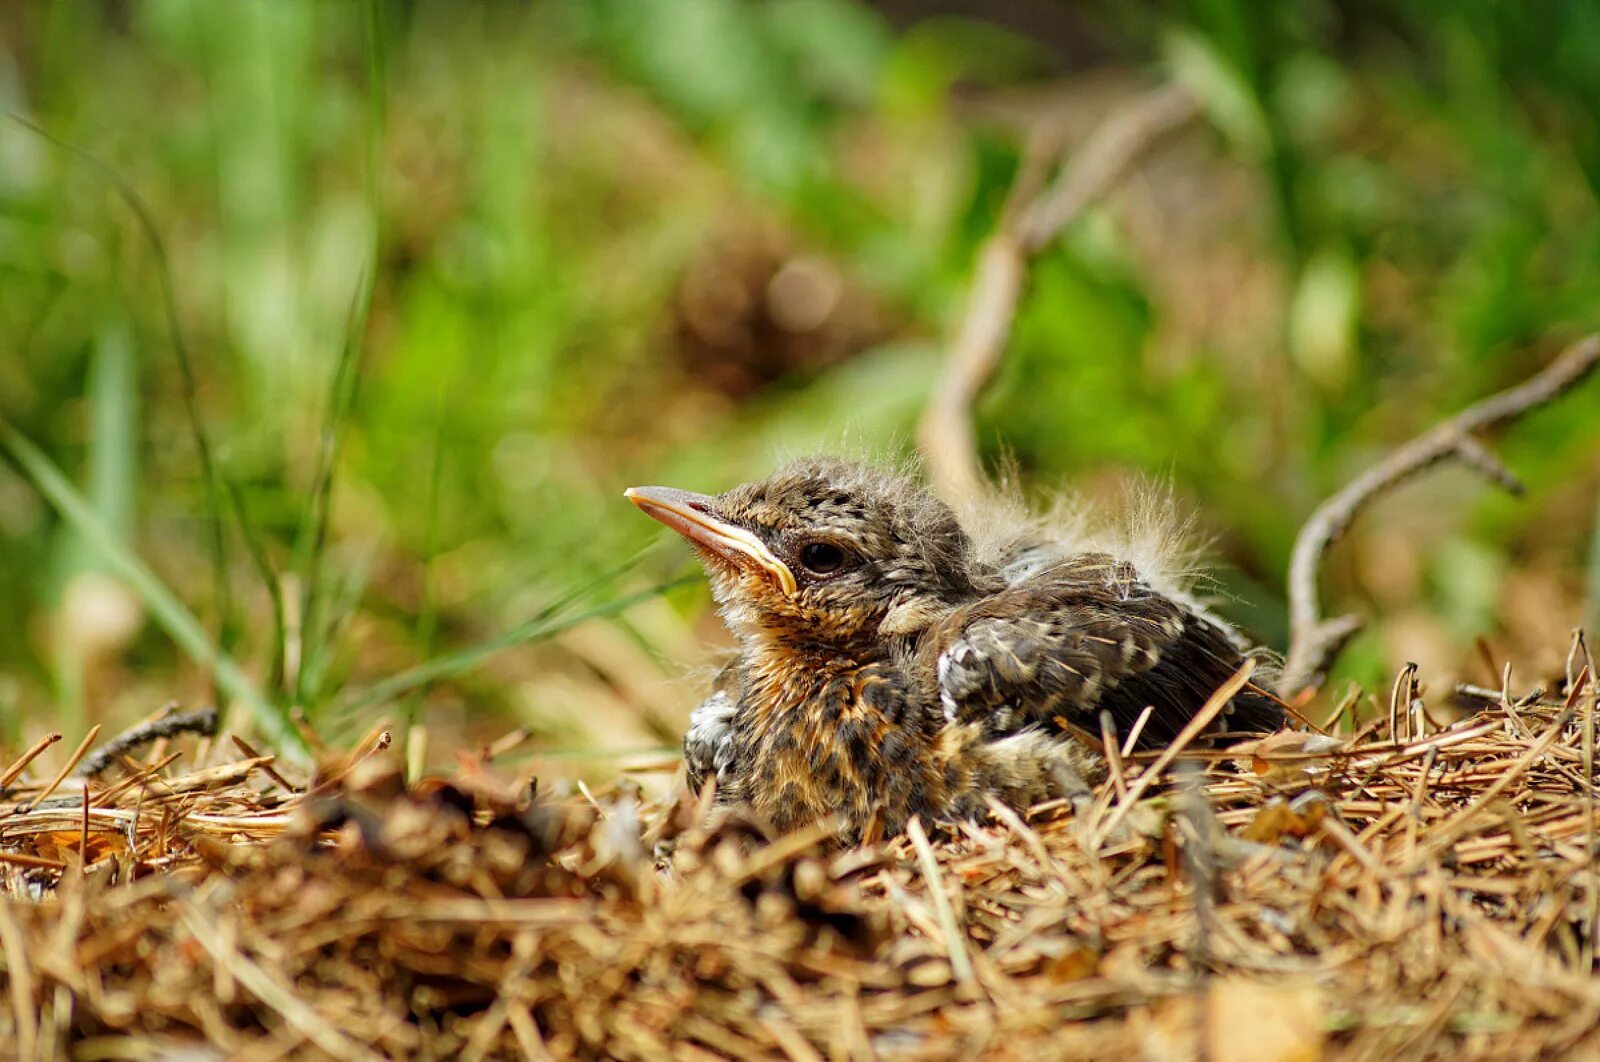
[292,273,371,711]
[51,325,139,737]
[222,478,290,698]
[0,418,309,763]
[7,111,238,675]
[364,0,388,200]
[87,325,138,542]
[526,541,671,624]
[346,540,671,725]
[298,542,377,704]
[405,388,452,738]
[336,571,698,716]
[295,0,389,714]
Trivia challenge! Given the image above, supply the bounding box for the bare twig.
[77,706,219,779]
[1282,335,1600,694]
[0,898,36,1061]
[918,85,1200,506]
[1174,762,1218,968]
[1120,703,1156,757]
[1411,706,1572,868]
[18,725,99,812]
[906,816,975,987]
[1015,86,1202,254]
[1099,710,1127,800]
[1092,659,1254,848]
[90,751,181,808]
[231,735,300,794]
[178,905,382,1062]
[0,732,61,797]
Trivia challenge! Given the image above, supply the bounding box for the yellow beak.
[624,486,798,596]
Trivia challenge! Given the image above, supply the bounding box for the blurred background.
[2,1,1598,777]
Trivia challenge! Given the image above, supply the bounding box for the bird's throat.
[732,644,927,840]
[740,640,863,719]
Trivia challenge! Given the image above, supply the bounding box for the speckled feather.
[670,458,1281,840]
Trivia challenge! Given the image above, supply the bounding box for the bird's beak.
[624,486,798,596]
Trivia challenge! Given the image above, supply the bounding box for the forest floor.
[1,647,1598,1061]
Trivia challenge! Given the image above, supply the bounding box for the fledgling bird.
[626,459,1281,841]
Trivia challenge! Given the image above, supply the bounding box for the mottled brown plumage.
[628,459,1281,841]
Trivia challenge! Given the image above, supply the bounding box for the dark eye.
[798,541,848,575]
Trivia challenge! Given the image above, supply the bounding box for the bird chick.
[627,459,1281,841]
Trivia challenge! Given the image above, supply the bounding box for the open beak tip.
[622,485,797,596]
[624,485,672,511]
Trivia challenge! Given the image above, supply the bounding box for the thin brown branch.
[0,731,61,796]
[918,84,1200,507]
[0,898,36,1061]
[1282,335,1600,695]
[906,815,975,987]
[1411,706,1573,869]
[1091,658,1254,848]
[919,236,1026,507]
[231,735,300,794]
[178,905,382,1062]
[1016,85,1200,254]
[77,705,219,779]
[18,724,99,812]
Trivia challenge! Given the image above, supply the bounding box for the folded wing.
[922,553,1282,747]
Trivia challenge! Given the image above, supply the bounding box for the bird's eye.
[798,541,848,575]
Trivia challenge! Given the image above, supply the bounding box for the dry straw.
[1,646,1598,1059]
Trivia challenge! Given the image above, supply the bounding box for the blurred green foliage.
[0,0,1597,752]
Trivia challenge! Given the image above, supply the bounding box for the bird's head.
[627,460,978,651]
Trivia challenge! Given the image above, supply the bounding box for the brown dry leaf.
[1242,795,1329,843]
[1043,942,1100,983]
[1138,981,1323,1062]
[1238,730,1347,782]
[40,831,128,863]
[32,829,128,865]
[1210,979,1324,1061]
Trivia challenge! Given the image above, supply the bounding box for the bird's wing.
[924,553,1281,746]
